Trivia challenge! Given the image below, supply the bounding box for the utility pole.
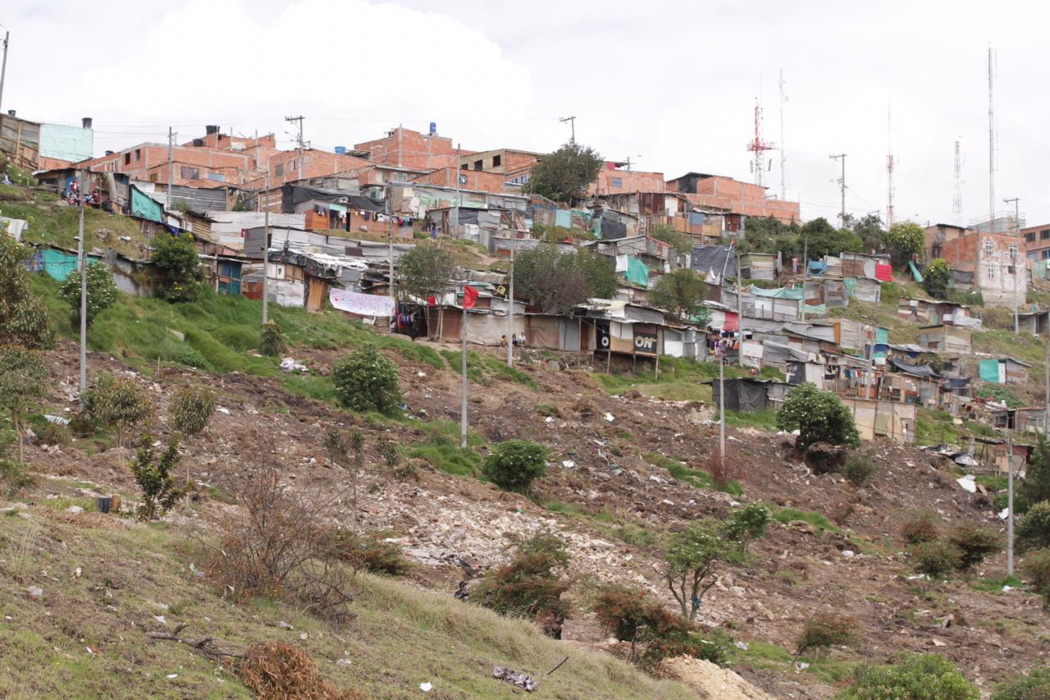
[988,46,996,229]
[388,226,395,308]
[507,220,515,368]
[830,154,846,225]
[736,247,744,367]
[718,353,726,470]
[1008,433,1015,577]
[886,106,895,228]
[800,234,809,322]
[1004,197,1021,333]
[0,28,9,115]
[285,115,305,182]
[953,138,964,225]
[167,127,176,211]
[453,142,461,239]
[1044,337,1049,435]
[779,69,787,201]
[262,162,271,324]
[76,171,87,414]
[559,115,576,144]
[460,284,469,448]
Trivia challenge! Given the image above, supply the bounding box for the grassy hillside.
[0,503,694,699]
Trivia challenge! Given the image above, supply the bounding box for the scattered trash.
[417,371,426,378]
[25,586,43,601]
[544,416,554,424]
[280,357,308,373]
[999,508,1010,520]
[728,436,742,442]
[1002,585,1014,592]
[277,621,294,630]
[420,682,433,692]
[956,475,976,493]
[65,505,83,515]
[794,662,810,671]
[842,550,855,558]
[72,567,82,578]
[155,615,167,624]
[561,460,576,468]
[604,412,615,422]
[493,666,538,692]
[166,673,178,679]
[649,475,666,485]
[216,406,231,415]
[734,641,750,651]
[299,633,308,641]
[932,639,946,647]
[954,453,978,467]
[336,658,352,667]
[43,414,70,426]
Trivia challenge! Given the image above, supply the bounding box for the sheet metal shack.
[918,324,972,355]
[710,378,790,411]
[840,398,917,444]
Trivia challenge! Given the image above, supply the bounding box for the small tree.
[130,427,184,520]
[923,258,951,299]
[0,346,49,465]
[58,261,119,328]
[577,249,618,299]
[841,451,879,487]
[719,503,770,555]
[794,612,855,662]
[152,233,203,302]
[885,221,926,262]
[662,520,726,621]
[87,374,153,466]
[0,235,54,348]
[909,540,963,577]
[840,654,978,700]
[331,345,402,415]
[1019,435,1050,515]
[993,666,1050,700]
[398,243,456,337]
[650,268,707,321]
[170,385,216,437]
[482,439,548,495]
[259,320,285,357]
[523,142,603,203]
[900,510,942,545]
[1020,549,1050,610]
[776,383,860,451]
[324,428,364,523]
[1017,502,1050,554]
[514,244,590,314]
[945,521,1001,572]
[474,533,570,638]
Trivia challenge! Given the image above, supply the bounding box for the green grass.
[405,420,484,476]
[440,349,486,383]
[6,195,150,259]
[771,507,838,534]
[969,575,1023,593]
[915,408,961,447]
[0,506,695,699]
[438,349,536,388]
[646,453,743,496]
[723,409,778,432]
[594,357,783,400]
[731,639,856,685]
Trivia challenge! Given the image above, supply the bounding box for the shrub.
[885,221,927,262]
[481,439,548,494]
[86,373,152,466]
[900,510,941,545]
[909,540,963,578]
[376,437,400,469]
[593,584,658,642]
[642,626,732,670]
[923,258,951,299]
[663,520,726,621]
[993,666,1050,700]
[238,642,361,699]
[1016,502,1050,554]
[130,427,184,521]
[1020,549,1050,610]
[841,451,878,487]
[945,521,1002,571]
[331,345,402,415]
[474,533,570,637]
[719,503,770,555]
[169,385,216,437]
[0,235,54,348]
[839,653,978,700]
[58,261,118,328]
[152,233,202,302]
[1019,436,1050,515]
[258,320,285,357]
[329,530,411,577]
[0,345,49,465]
[794,612,855,660]
[776,383,860,450]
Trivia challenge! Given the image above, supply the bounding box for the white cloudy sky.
[3,0,1046,225]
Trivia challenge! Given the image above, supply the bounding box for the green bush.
[1020,549,1050,610]
[719,503,770,555]
[152,233,203,302]
[900,510,941,545]
[839,653,978,699]
[909,540,962,578]
[58,261,118,328]
[993,667,1050,700]
[169,385,216,436]
[86,373,153,463]
[475,533,570,637]
[841,451,879,487]
[259,320,285,357]
[1019,436,1050,515]
[777,383,860,450]
[923,258,951,299]
[795,612,855,659]
[329,530,411,576]
[0,235,54,348]
[331,345,402,415]
[945,521,1002,571]
[0,345,49,465]
[642,626,732,670]
[130,427,184,521]
[663,520,726,621]
[1016,502,1050,554]
[482,439,548,494]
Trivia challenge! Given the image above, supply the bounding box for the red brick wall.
[412,167,505,193]
[354,127,466,171]
[592,169,666,195]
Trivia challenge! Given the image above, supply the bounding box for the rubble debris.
[493,666,538,692]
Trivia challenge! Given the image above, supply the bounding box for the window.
[492,154,502,167]
[984,240,994,257]
[135,148,141,162]
[205,172,226,182]
[458,174,467,185]
[180,166,200,180]
[289,159,297,171]
[1009,244,1019,260]
[1044,250,1050,260]
[275,163,284,177]
[1042,229,1050,240]
[473,160,483,170]
[1026,233,1035,243]
[987,264,996,279]
[460,163,469,170]
[124,152,131,166]
[612,177,623,188]
[391,171,407,183]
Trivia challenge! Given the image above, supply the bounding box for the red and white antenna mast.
[747,97,776,188]
[886,104,895,228]
[953,138,964,224]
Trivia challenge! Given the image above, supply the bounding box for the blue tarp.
[808,260,827,276]
[625,256,649,286]
[554,209,572,227]
[753,286,803,300]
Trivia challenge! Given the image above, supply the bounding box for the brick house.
[666,172,799,224]
[354,126,469,171]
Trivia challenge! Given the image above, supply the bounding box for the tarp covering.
[1035,260,1048,280]
[329,288,395,317]
[807,260,827,276]
[130,185,163,222]
[690,245,736,278]
[875,263,893,281]
[980,358,1003,383]
[554,209,572,227]
[600,219,627,240]
[712,378,773,412]
[625,256,649,286]
[41,248,79,281]
[281,184,384,214]
[909,261,924,283]
[890,358,940,379]
[753,286,803,300]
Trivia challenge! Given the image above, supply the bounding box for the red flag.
[427,295,436,307]
[463,285,478,310]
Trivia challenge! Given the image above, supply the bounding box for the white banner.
[329,288,395,317]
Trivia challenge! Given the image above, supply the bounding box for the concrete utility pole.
[1004,196,1021,333]
[736,248,744,367]
[285,115,305,181]
[559,116,576,144]
[388,226,395,308]
[452,142,461,238]
[167,127,175,211]
[1008,434,1015,577]
[0,28,9,115]
[262,162,271,324]
[830,154,847,225]
[460,285,469,448]
[507,220,515,368]
[718,353,726,470]
[76,171,87,414]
